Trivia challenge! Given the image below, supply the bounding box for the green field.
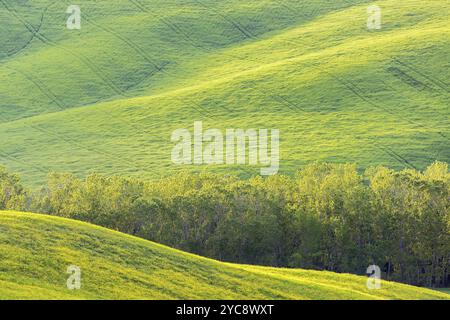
[0,211,448,300]
[0,0,448,186]
[433,288,450,295]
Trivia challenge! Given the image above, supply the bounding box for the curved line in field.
[3,65,65,110]
[193,0,254,39]
[0,150,48,174]
[1,1,56,61]
[0,0,125,97]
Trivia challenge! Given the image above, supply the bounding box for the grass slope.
[0,0,449,185]
[0,211,449,300]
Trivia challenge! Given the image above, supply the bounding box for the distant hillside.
[0,211,448,299]
[0,0,449,185]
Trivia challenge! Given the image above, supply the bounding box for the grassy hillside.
[0,211,448,300]
[0,0,449,185]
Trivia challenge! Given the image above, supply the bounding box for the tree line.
[1,162,449,287]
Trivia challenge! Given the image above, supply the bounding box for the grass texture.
[0,0,448,185]
[1,211,449,300]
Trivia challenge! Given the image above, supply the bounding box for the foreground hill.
[0,0,448,185]
[0,211,448,300]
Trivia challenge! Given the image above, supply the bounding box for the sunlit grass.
[0,0,448,186]
[1,211,448,300]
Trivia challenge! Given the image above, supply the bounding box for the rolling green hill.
[0,0,449,186]
[0,210,448,300]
